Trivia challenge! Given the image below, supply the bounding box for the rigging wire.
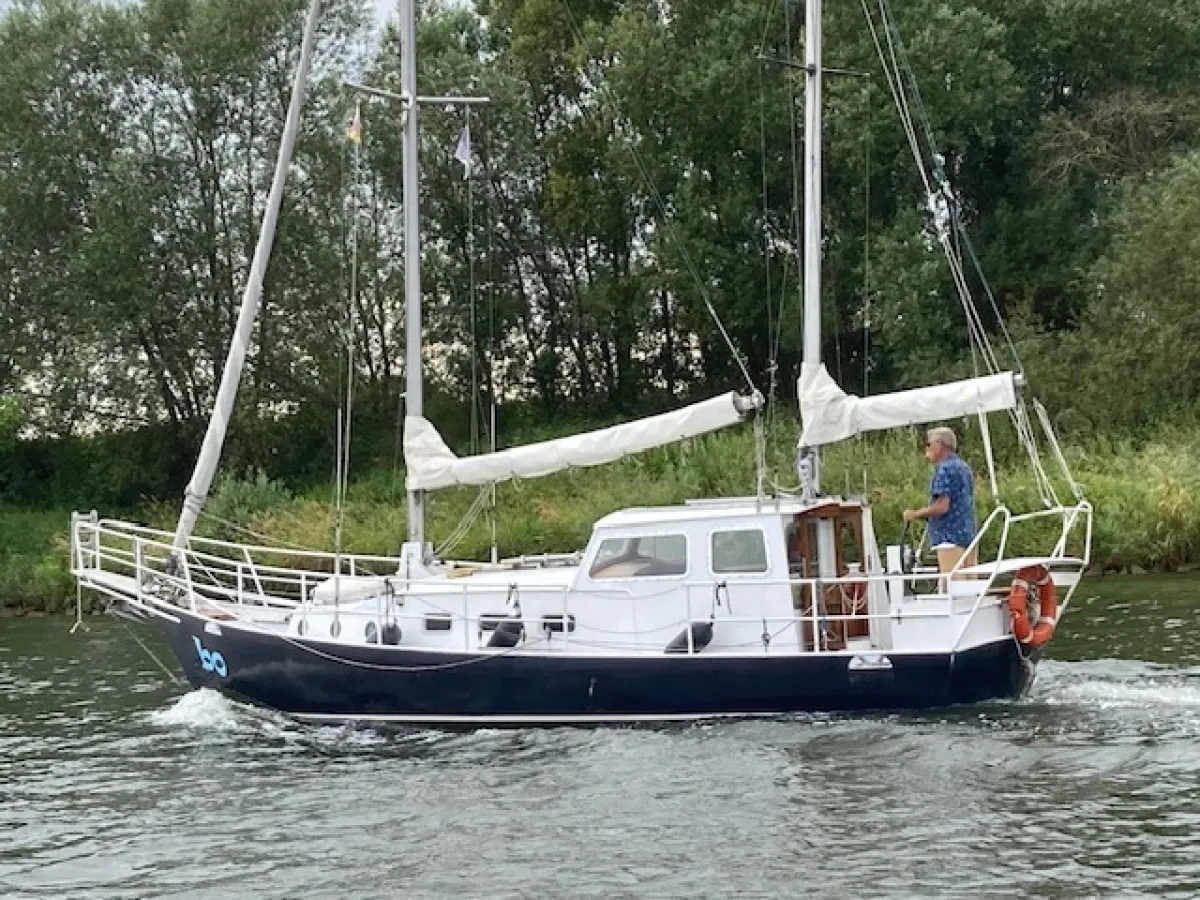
[958,226,1023,371]
[881,0,1057,490]
[196,509,325,553]
[784,0,804,374]
[433,483,496,558]
[755,44,778,494]
[870,0,1011,378]
[859,0,1062,503]
[428,107,501,561]
[753,0,801,483]
[387,159,405,504]
[758,57,774,411]
[119,617,186,685]
[861,0,992,374]
[466,105,479,457]
[553,0,759,397]
[392,379,404,504]
[863,80,872,398]
[858,79,874,496]
[477,111,496,564]
[757,0,781,59]
[860,0,1003,376]
[485,112,499,563]
[334,99,363,596]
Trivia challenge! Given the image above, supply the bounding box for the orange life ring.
[1008,565,1058,648]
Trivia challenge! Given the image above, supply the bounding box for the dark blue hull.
[163,609,1033,724]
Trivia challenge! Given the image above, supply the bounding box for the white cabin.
[282,496,928,657]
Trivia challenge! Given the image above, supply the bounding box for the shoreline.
[5,426,1200,613]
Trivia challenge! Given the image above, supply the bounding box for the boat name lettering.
[192,636,228,677]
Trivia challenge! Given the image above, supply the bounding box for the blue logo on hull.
[192,636,229,677]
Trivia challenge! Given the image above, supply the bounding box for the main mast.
[799,0,823,499]
[400,0,425,548]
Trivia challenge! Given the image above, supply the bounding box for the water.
[3,577,1200,899]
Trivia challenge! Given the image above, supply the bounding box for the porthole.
[479,614,506,632]
[541,614,576,634]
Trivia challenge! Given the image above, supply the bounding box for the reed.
[4,419,1199,610]
[0,508,74,613]
[236,419,1200,572]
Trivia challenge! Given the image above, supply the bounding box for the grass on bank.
[0,507,75,613]
[5,416,1200,611]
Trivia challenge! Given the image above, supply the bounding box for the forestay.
[798,363,1018,447]
[405,392,755,491]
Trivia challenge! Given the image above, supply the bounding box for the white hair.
[926,426,957,452]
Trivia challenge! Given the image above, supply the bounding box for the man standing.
[903,426,978,574]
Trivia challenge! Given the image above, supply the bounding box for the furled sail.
[798,363,1018,447]
[405,392,758,491]
[171,0,324,551]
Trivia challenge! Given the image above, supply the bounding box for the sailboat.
[70,0,1092,724]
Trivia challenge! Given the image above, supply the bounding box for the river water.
[3,576,1199,899]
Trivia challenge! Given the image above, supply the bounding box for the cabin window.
[711,529,769,574]
[589,534,688,579]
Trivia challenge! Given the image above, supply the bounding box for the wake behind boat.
[71,0,1092,725]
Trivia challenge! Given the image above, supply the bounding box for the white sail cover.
[406,392,751,491]
[799,363,1018,447]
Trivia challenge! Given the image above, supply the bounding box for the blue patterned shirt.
[928,453,976,548]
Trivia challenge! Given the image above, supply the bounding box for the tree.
[1065,152,1200,427]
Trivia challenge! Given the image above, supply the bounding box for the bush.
[0,508,74,611]
[0,394,23,452]
[197,469,295,542]
[12,412,1200,611]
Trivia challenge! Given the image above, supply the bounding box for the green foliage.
[11,421,1200,610]
[198,468,295,541]
[0,0,367,436]
[1083,152,1200,422]
[0,421,196,509]
[1014,151,1200,432]
[1,0,1199,447]
[175,422,1200,578]
[0,508,74,612]
[5,0,1200,610]
[0,395,22,452]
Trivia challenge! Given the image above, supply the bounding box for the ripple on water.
[3,582,1200,899]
